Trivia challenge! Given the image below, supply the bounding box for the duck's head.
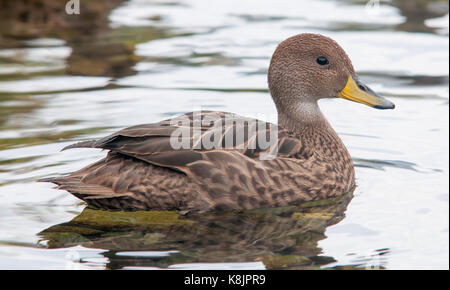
[268,33,394,115]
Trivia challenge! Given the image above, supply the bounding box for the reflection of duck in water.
[39,190,354,269]
[40,34,394,212]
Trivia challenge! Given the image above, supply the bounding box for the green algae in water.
[261,255,311,270]
[291,212,335,220]
[70,208,193,229]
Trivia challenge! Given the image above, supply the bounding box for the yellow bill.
[337,75,395,109]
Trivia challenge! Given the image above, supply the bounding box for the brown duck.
[40,33,394,212]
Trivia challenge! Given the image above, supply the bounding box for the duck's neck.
[277,101,347,155]
[278,101,327,132]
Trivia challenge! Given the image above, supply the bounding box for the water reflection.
[0,0,162,78]
[340,0,449,34]
[40,190,354,270]
[390,0,449,34]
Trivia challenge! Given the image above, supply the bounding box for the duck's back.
[40,111,354,212]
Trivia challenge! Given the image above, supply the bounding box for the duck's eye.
[316,56,329,66]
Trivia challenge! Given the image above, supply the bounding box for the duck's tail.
[37,175,144,211]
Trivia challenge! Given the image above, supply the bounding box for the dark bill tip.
[373,99,395,110]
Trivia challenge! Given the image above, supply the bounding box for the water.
[0,0,448,270]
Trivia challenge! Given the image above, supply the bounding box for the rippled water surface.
[0,0,448,269]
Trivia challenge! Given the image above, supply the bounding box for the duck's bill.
[337,76,395,109]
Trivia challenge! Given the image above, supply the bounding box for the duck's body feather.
[41,111,355,212]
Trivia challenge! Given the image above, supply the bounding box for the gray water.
[0,0,448,270]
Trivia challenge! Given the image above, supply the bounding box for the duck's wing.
[41,111,324,211]
[62,111,312,174]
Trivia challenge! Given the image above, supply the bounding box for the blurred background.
[0,0,448,269]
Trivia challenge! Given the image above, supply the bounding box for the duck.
[40,33,394,212]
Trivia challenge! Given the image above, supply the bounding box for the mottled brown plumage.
[40,33,394,212]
